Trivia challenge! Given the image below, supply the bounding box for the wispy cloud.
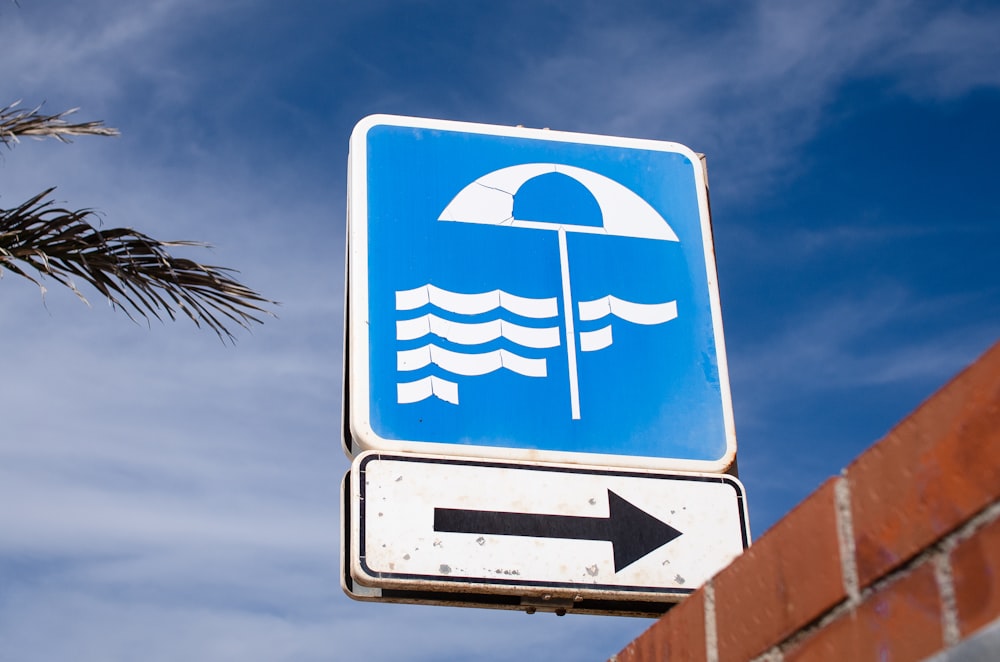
[731,284,995,390]
[2,1,997,659]
[501,0,1000,196]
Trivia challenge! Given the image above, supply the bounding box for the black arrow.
[433,490,682,572]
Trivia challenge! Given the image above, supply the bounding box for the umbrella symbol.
[438,163,679,419]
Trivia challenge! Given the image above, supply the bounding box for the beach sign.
[345,115,736,472]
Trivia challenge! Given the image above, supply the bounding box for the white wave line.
[579,325,613,352]
[397,376,459,405]
[396,314,560,348]
[397,344,547,378]
[395,284,558,319]
[578,296,678,325]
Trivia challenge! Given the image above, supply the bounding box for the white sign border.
[346,114,736,473]
[345,451,750,606]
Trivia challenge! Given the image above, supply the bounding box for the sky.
[1,0,997,660]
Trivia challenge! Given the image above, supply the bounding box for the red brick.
[611,590,706,662]
[848,342,1000,588]
[786,562,944,662]
[952,514,1000,638]
[715,479,846,662]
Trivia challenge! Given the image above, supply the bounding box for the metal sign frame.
[345,115,736,473]
[343,451,750,616]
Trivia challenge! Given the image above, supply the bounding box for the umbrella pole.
[558,227,581,419]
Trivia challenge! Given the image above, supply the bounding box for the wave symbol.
[398,345,547,377]
[393,287,678,407]
[397,314,560,348]
[577,296,678,353]
[395,285,557,404]
[578,296,678,324]
[397,376,459,405]
[396,284,558,318]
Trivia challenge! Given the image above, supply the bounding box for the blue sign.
[347,116,735,472]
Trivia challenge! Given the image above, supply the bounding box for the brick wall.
[613,341,1000,661]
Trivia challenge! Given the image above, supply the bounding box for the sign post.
[342,115,747,615]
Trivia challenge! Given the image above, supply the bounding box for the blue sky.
[1,1,997,660]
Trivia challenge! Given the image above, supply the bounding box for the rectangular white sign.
[345,451,749,613]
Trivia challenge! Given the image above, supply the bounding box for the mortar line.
[933,547,961,647]
[774,499,1000,656]
[704,581,719,662]
[834,474,860,603]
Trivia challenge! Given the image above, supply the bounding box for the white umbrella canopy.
[438,163,680,241]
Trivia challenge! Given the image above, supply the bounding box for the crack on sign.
[474,182,514,196]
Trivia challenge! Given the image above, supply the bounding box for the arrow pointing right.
[434,489,682,572]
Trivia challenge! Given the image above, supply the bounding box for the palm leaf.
[1,100,119,146]
[1,189,277,342]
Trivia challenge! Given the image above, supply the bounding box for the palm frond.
[1,100,119,147]
[1,189,277,342]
